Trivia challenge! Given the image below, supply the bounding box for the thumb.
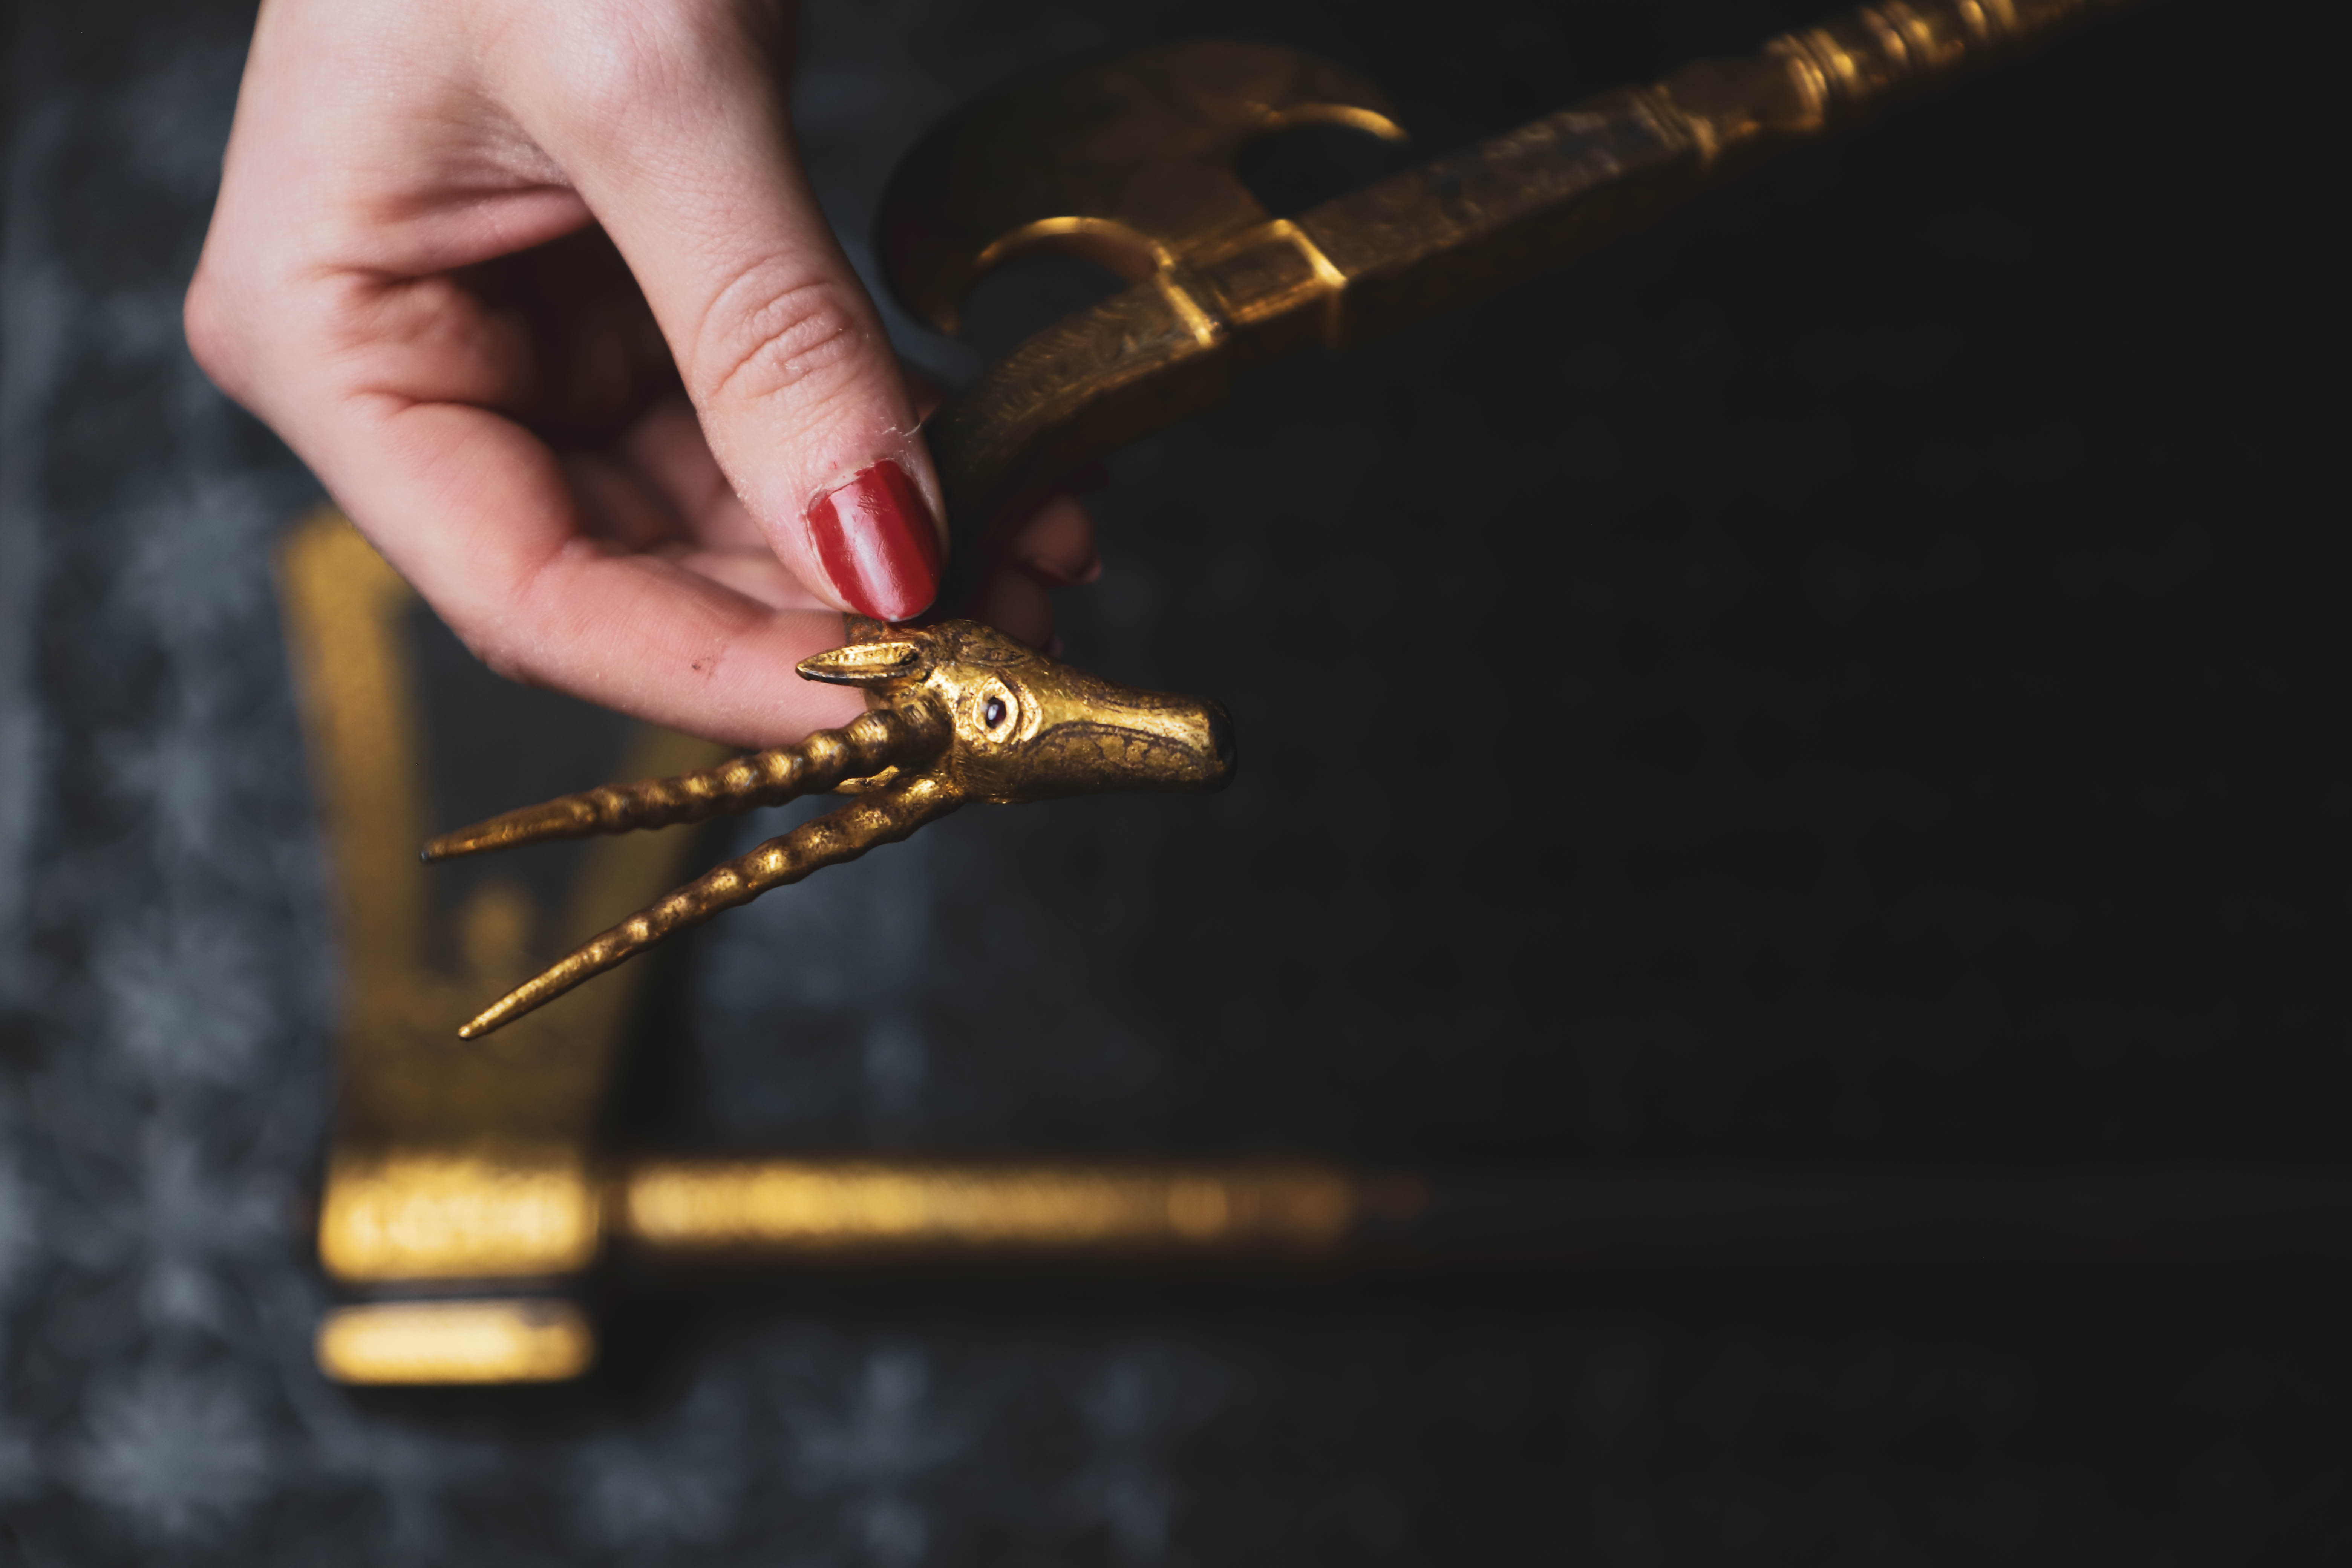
[518,7,944,622]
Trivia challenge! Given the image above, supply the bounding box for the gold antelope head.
[427,618,1234,1038]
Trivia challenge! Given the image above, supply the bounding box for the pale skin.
[187,0,1098,748]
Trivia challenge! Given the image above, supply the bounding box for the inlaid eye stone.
[985,697,1007,727]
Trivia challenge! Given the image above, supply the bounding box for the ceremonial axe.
[435,0,2139,1032]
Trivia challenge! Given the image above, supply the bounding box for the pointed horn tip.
[460,972,561,1038]
[420,831,490,863]
[458,985,538,1038]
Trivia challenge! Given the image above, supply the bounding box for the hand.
[187,0,1098,747]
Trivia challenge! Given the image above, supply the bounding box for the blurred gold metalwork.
[278,509,730,1372]
[317,1153,602,1281]
[279,519,2352,1381]
[428,617,1234,1037]
[314,1300,597,1386]
[619,1161,1358,1254]
[599,1164,2352,1267]
[882,0,2138,542]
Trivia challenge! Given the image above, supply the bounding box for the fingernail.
[805,461,943,622]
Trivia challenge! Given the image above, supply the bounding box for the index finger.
[336,392,866,747]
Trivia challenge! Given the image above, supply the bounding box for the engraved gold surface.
[620,1161,1358,1254]
[314,1300,597,1385]
[437,618,1234,1037]
[884,0,2137,540]
[879,40,1406,335]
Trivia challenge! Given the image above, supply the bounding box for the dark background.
[1,0,2341,1562]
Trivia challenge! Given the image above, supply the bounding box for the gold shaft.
[617,1159,1364,1256]
[613,1164,2352,1264]
[319,1156,2352,1283]
[928,0,2136,537]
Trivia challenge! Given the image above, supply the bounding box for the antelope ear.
[796,639,931,688]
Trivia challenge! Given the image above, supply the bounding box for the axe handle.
[927,0,2140,585]
[610,1161,2352,1269]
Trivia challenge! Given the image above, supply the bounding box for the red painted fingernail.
[805,461,943,622]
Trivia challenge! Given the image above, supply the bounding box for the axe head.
[878,40,1403,335]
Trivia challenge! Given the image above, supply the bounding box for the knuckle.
[694,263,871,413]
[455,620,536,687]
[560,0,742,126]
[181,267,251,399]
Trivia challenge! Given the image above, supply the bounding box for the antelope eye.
[984,696,1008,728]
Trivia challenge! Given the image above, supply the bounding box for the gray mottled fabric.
[2,0,2341,1562]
